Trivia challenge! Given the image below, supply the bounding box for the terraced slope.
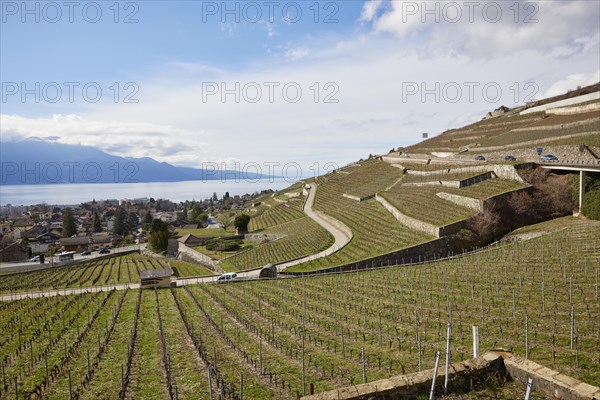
[408,106,599,153]
[283,161,433,272]
[219,217,334,271]
[2,218,598,399]
[248,196,306,231]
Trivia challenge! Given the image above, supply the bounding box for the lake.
[0,179,296,206]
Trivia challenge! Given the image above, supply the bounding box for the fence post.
[444,322,451,394]
[429,351,441,400]
[524,378,533,400]
[472,326,479,358]
[362,347,367,384]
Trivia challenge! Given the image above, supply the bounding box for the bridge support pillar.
[579,170,586,213]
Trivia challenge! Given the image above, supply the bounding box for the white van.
[217,272,237,282]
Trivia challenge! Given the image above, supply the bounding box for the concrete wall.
[177,242,223,274]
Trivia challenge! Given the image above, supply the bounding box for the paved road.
[275,183,353,271]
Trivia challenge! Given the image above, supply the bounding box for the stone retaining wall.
[301,351,600,400]
[177,242,223,274]
[280,237,451,277]
[375,194,467,238]
[547,102,600,115]
[500,352,600,400]
[375,194,439,237]
[437,185,533,213]
[437,192,483,212]
[301,351,506,400]
[342,193,376,202]
[406,165,523,183]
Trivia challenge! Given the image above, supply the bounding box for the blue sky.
[1,0,599,176]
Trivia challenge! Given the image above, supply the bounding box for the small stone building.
[140,268,175,288]
[259,264,277,279]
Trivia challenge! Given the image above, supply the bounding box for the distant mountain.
[0,139,275,185]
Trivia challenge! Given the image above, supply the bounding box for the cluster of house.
[0,189,276,264]
[0,200,135,263]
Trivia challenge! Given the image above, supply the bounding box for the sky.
[1,0,599,178]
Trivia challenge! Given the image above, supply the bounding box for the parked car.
[81,250,91,256]
[29,255,41,262]
[541,154,558,161]
[474,155,486,161]
[217,272,237,282]
[504,155,516,161]
[98,248,110,254]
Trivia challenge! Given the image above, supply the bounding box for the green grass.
[175,228,230,238]
[127,290,167,399]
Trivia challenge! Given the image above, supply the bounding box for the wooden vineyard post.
[239,374,243,400]
[429,351,441,400]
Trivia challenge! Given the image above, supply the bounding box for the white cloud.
[285,47,310,61]
[360,0,384,22]
[0,114,209,166]
[363,0,600,58]
[544,71,600,97]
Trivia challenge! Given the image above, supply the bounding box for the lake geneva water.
[0,179,295,206]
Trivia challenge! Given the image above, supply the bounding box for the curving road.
[275,183,353,271]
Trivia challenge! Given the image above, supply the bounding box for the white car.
[217,272,237,282]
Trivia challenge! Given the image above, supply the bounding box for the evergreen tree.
[92,212,102,233]
[113,207,128,235]
[62,208,77,237]
[149,218,169,252]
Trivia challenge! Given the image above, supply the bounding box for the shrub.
[206,238,242,252]
[582,189,600,220]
